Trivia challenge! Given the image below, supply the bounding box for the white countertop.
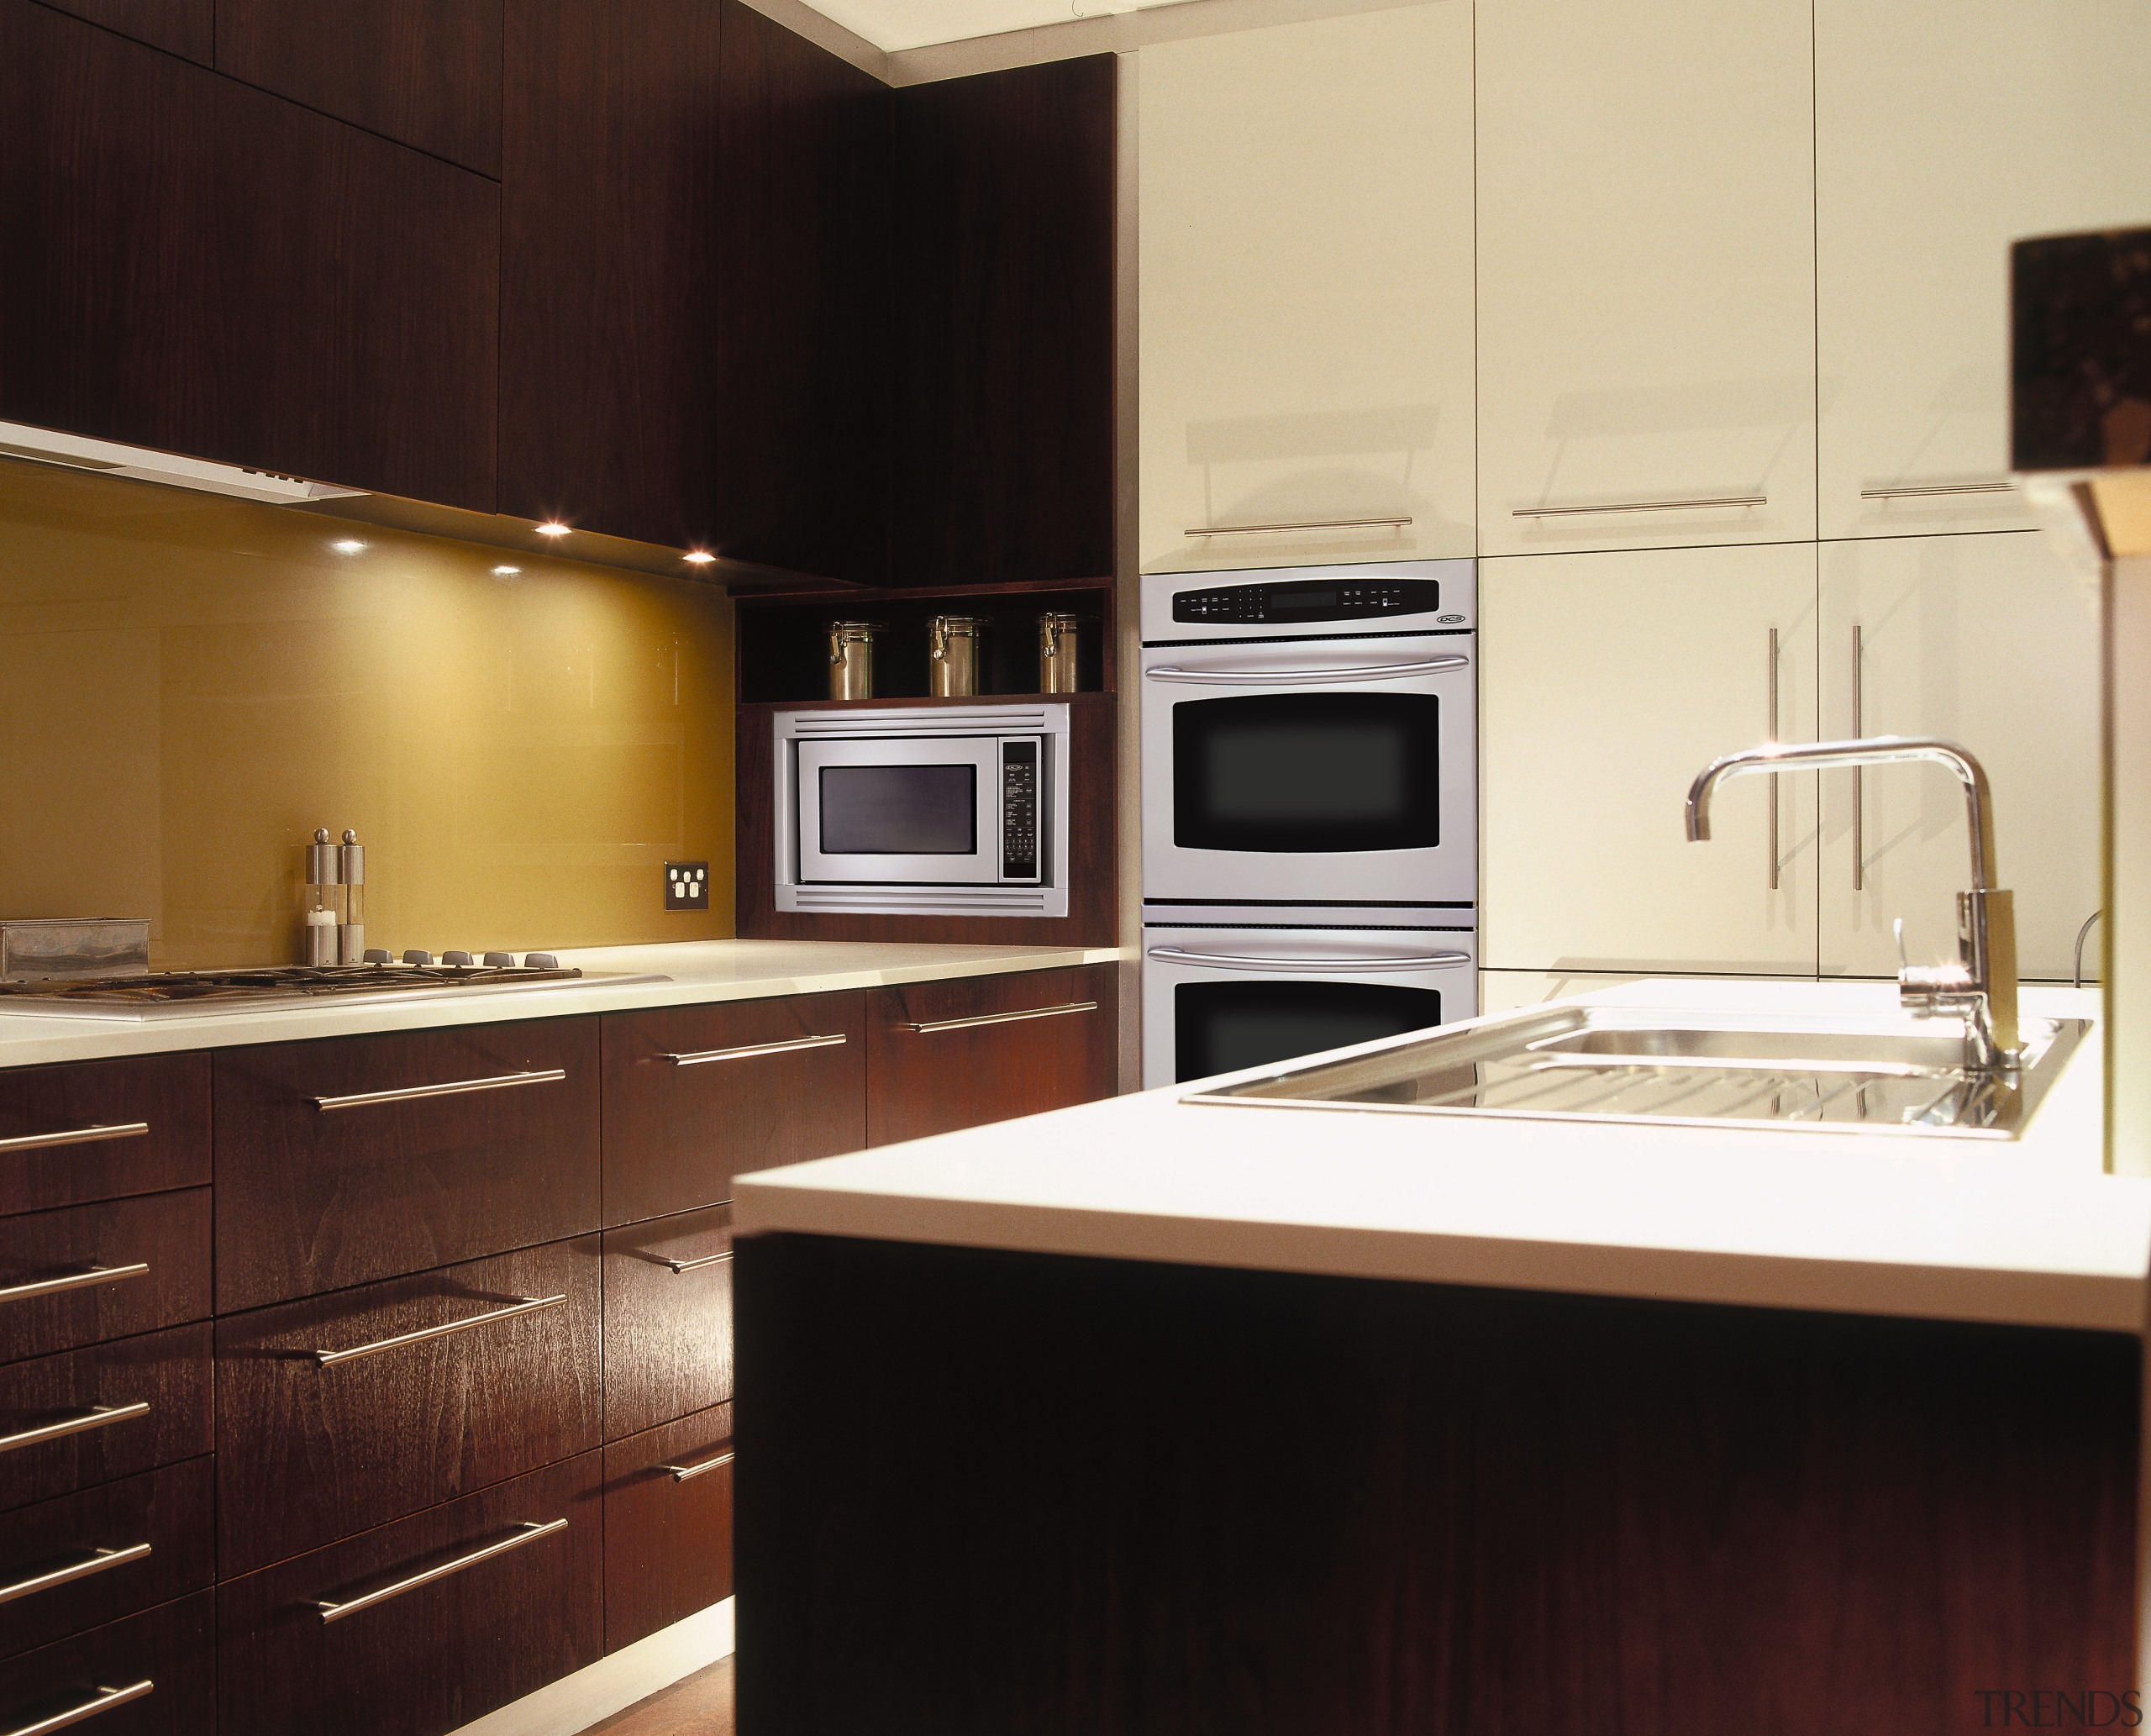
[0,939,1128,1067]
[734,978,2151,1333]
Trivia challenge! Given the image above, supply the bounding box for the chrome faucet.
[1685,735,2021,1069]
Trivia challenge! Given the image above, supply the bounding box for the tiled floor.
[580,1657,734,1736]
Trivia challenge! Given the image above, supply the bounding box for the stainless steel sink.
[1183,1004,2090,1139]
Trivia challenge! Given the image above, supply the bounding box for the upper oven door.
[1140,635,1476,903]
[796,737,999,885]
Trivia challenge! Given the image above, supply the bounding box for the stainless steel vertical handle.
[2,1681,155,1735]
[1766,629,1780,891]
[1851,624,1864,892]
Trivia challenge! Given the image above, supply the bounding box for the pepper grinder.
[338,829,366,964]
[303,828,344,966]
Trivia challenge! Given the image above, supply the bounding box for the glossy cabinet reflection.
[1475,0,1816,555]
[1817,533,2100,981]
[1481,544,1820,975]
[1138,5,1475,574]
[1814,0,2151,539]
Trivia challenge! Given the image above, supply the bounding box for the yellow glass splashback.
[0,457,734,968]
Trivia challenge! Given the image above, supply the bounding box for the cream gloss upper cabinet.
[1815,0,2151,539]
[1480,542,1819,976]
[1137,3,1475,574]
[1475,0,1815,557]
[1817,533,2101,981]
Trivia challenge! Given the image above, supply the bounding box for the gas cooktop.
[0,955,668,1019]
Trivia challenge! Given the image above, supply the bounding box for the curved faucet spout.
[1684,735,1998,891]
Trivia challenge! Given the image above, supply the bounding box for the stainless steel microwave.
[773,703,1071,918]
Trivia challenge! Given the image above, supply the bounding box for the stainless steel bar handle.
[0,1543,152,1607]
[0,1402,150,1455]
[312,1069,565,1112]
[1144,655,1467,687]
[0,1123,148,1155]
[1145,947,1471,974]
[2,1681,154,1736]
[0,1262,150,1306]
[1851,624,1864,892]
[1512,493,1766,518]
[1766,628,1780,892]
[1858,481,2013,500]
[660,1449,734,1483]
[313,1518,567,1623]
[663,1250,732,1275]
[659,1034,845,1067]
[900,1001,1097,1035]
[1185,515,1412,538]
[309,1293,566,1367]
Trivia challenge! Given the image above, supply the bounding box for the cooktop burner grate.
[0,961,586,1006]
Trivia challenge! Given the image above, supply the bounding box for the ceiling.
[802,0,1195,53]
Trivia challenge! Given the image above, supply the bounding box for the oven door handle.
[1143,655,1468,686]
[1145,946,1472,973]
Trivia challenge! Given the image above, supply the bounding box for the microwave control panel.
[1173,576,1443,625]
[1001,740,1040,882]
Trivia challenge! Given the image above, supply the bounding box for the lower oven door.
[1142,923,1478,1088]
[1139,634,1475,903]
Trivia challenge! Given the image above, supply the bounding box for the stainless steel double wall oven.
[1140,561,1477,1086]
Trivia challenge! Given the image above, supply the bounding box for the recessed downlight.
[683,550,717,566]
[330,539,367,555]
[492,564,523,576]
[536,522,571,538]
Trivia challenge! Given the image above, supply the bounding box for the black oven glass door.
[1171,692,1441,854]
[1174,979,1444,1082]
[819,764,977,855]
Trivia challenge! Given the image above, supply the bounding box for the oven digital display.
[1173,577,1441,624]
[819,764,977,855]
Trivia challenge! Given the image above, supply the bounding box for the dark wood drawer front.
[0,1055,209,1218]
[602,1404,734,1654]
[0,1456,214,1661]
[602,992,865,1224]
[866,965,1117,1146]
[217,1235,601,1576]
[0,1325,212,1514]
[0,1590,215,1736]
[602,1207,731,1441]
[0,1190,211,1366]
[214,1017,600,1310]
[219,1450,603,1736]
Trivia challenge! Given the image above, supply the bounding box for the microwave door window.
[819,764,978,855]
[1175,980,1444,1083]
[1173,693,1440,854]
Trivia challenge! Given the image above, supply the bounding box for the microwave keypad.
[1002,743,1039,881]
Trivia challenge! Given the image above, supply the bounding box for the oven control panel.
[1172,576,1443,625]
[1001,740,1040,882]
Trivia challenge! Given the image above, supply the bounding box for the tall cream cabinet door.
[1817,533,2100,981]
[1475,0,1815,559]
[1815,0,2151,540]
[1137,3,1475,575]
[1481,543,1820,975]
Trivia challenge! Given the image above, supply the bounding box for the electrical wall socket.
[665,861,709,911]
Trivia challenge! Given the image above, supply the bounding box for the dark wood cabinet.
[215,1236,602,1576]
[602,1207,732,1441]
[602,1404,734,1653]
[0,1053,208,1219]
[0,1456,214,1660]
[0,0,499,509]
[37,0,209,61]
[0,1188,210,1365]
[213,1018,600,1310]
[0,1590,215,1736]
[889,55,1117,588]
[866,964,1118,1146]
[215,0,503,176]
[219,1450,604,1736]
[0,1323,212,1512]
[602,993,866,1225]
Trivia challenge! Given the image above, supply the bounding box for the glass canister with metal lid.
[827,620,886,701]
[928,615,988,697]
[1039,612,1083,693]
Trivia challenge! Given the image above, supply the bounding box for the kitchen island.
[732,979,2144,1735]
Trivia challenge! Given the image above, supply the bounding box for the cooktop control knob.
[524,953,559,970]
[441,950,475,967]
[402,950,434,966]
[482,951,516,967]
[362,949,391,965]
